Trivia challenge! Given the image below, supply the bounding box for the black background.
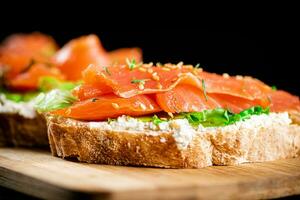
[1,30,299,95]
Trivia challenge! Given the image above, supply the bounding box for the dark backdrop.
[0,30,299,95]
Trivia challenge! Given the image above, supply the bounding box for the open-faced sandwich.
[0,33,142,147]
[35,62,300,168]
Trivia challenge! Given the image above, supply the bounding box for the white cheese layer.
[87,112,291,150]
[0,95,36,118]
[197,112,291,133]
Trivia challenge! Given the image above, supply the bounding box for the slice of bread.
[0,95,48,147]
[46,112,300,168]
[0,113,48,147]
[47,115,212,168]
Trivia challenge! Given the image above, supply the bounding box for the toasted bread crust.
[46,114,300,168]
[211,124,300,165]
[47,115,212,168]
[0,113,48,147]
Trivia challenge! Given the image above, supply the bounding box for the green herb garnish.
[34,89,77,112]
[152,115,167,125]
[91,98,98,102]
[126,58,137,70]
[271,85,277,91]
[195,63,200,68]
[126,58,143,70]
[103,66,111,76]
[131,79,148,84]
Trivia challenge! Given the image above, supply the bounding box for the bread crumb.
[136,146,140,153]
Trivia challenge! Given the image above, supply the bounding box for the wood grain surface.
[0,148,299,200]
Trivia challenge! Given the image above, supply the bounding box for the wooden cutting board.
[0,148,299,200]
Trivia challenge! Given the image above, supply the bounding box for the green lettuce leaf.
[34,89,77,112]
[180,108,232,127]
[0,88,39,102]
[2,92,23,102]
[179,106,269,127]
[135,106,269,127]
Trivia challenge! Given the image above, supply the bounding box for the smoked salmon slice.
[53,35,109,81]
[53,35,143,81]
[156,85,270,114]
[156,84,220,113]
[197,71,272,101]
[52,94,161,120]
[268,90,300,112]
[0,33,58,79]
[72,83,113,101]
[209,93,270,113]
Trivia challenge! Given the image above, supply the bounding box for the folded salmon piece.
[0,32,58,79]
[52,94,161,121]
[53,35,142,81]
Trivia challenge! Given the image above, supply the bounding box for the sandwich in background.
[0,32,142,147]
